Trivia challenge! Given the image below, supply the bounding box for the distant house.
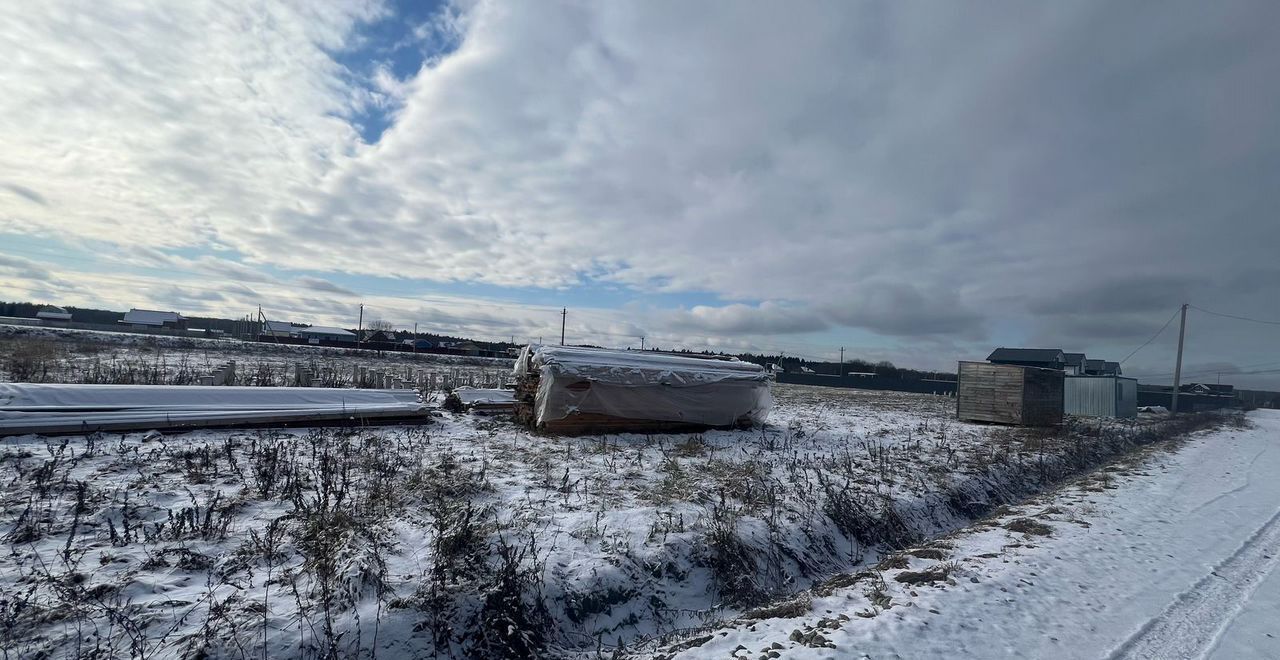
[450,341,482,356]
[263,320,355,343]
[986,348,1066,371]
[300,325,356,343]
[35,306,72,324]
[1063,352,1087,376]
[263,320,303,338]
[121,309,186,329]
[1081,359,1121,376]
[363,330,393,344]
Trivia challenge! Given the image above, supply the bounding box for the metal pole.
[413,323,418,353]
[1171,303,1188,415]
[357,304,364,346]
[560,308,566,346]
[839,347,844,377]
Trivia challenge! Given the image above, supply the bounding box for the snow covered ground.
[659,409,1279,660]
[0,323,512,390]
[0,373,1228,659]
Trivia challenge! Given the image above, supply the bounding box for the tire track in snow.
[1109,507,1280,660]
[1188,446,1266,515]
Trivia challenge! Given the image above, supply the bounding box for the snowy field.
[0,325,1239,658]
[0,324,512,392]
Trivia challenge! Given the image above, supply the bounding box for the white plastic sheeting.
[0,384,426,436]
[515,345,772,427]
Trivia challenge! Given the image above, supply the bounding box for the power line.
[1126,359,1280,381]
[1190,304,1280,326]
[1118,307,1181,364]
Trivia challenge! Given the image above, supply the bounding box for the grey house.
[1063,352,1087,375]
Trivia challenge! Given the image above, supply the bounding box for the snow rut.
[1109,507,1280,660]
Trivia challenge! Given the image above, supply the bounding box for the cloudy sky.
[2,0,1278,386]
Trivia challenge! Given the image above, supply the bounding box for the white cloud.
[1,0,1278,384]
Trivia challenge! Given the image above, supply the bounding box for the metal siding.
[1064,376,1117,417]
[1116,378,1138,418]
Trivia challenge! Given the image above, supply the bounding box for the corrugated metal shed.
[1064,376,1137,418]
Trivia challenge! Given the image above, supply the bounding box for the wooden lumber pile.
[446,387,516,415]
[514,373,540,427]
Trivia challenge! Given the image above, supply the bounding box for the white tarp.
[0,384,425,436]
[0,383,420,411]
[515,345,772,427]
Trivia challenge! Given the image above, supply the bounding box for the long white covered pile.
[514,344,772,429]
[0,383,426,436]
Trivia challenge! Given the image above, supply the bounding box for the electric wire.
[1118,307,1181,364]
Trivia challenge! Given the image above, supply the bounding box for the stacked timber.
[512,345,772,435]
[445,387,517,415]
[514,370,541,427]
[956,361,1063,426]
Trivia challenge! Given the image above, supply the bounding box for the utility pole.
[1171,303,1188,415]
[560,308,566,346]
[413,322,418,353]
[357,304,364,346]
[839,347,844,377]
[259,305,278,343]
[641,336,645,350]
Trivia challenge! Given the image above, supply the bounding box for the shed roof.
[987,348,1065,364]
[122,309,183,325]
[263,320,301,334]
[300,325,355,338]
[1063,352,1087,367]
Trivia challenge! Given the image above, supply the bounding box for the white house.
[35,306,72,323]
[121,309,185,329]
[262,320,355,343]
[299,325,356,343]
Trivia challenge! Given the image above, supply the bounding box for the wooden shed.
[956,361,1063,426]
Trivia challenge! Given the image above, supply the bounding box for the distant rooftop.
[36,306,71,320]
[301,325,355,337]
[987,348,1065,364]
[121,309,183,325]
